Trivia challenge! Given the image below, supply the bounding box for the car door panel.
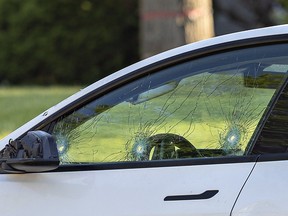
[231,158,288,216]
[0,161,255,216]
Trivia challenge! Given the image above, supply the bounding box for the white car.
[1,25,288,216]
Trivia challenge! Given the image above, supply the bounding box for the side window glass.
[51,44,288,164]
[252,80,288,154]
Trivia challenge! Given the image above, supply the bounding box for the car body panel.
[232,158,288,216]
[0,162,256,216]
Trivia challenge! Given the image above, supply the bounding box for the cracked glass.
[51,44,288,164]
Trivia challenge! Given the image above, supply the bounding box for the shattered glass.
[51,44,288,164]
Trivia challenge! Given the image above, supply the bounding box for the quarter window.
[51,44,288,164]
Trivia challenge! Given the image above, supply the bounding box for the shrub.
[0,0,139,85]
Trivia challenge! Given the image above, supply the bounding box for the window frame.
[34,36,288,171]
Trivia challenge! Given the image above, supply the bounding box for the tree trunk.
[183,0,214,43]
[140,0,214,59]
[140,0,185,59]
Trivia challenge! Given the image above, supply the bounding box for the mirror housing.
[0,131,60,173]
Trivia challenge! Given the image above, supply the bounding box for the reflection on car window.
[51,44,288,164]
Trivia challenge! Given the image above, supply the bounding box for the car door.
[1,42,288,216]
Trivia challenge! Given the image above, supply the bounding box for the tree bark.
[183,0,214,43]
[140,0,185,59]
[140,0,214,59]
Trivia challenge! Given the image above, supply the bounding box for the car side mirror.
[0,131,60,173]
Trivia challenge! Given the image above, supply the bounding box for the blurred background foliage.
[0,0,287,86]
[0,0,139,85]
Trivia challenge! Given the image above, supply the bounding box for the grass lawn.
[0,86,80,139]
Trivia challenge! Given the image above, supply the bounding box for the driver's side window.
[51,44,288,164]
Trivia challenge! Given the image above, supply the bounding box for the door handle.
[164,190,219,201]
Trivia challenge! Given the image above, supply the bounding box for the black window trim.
[54,155,259,172]
[258,153,288,162]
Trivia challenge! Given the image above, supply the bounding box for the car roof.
[1,24,288,145]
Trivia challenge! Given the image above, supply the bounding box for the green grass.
[0,86,80,139]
